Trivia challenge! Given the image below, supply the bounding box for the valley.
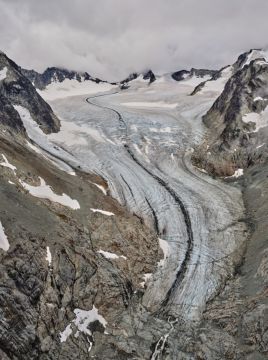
[0,49,267,359]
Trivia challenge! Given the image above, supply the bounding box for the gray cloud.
[0,0,267,81]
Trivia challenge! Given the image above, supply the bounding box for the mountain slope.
[192,49,268,176]
[0,52,60,134]
[0,53,162,360]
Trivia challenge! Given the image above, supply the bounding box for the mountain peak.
[142,70,156,83]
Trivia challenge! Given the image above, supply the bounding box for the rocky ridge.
[172,68,217,82]
[21,67,111,90]
[0,86,162,359]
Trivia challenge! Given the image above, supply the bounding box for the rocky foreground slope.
[0,50,267,359]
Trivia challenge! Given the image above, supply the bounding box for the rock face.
[0,95,25,133]
[192,50,268,176]
[143,70,156,83]
[120,70,156,85]
[0,52,60,133]
[172,68,217,81]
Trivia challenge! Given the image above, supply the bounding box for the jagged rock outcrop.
[0,52,60,133]
[120,72,139,84]
[192,51,268,176]
[172,68,217,81]
[120,70,156,85]
[190,65,231,95]
[143,70,156,83]
[191,49,265,96]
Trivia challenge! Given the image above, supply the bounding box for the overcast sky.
[0,0,267,81]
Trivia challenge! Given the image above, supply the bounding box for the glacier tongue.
[33,78,246,320]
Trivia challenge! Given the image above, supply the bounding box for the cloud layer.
[0,0,267,81]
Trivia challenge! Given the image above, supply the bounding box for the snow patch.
[20,177,80,210]
[97,249,127,260]
[140,273,152,288]
[0,154,16,173]
[255,60,268,66]
[90,208,114,216]
[0,221,9,251]
[92,182,107,195]
[60,305,108,352]
[60,324,72,343]
[14,105,44,136]
[39,79,116,101]
[230,169,244,178]
[254,96,265,102]
[242,50,268,68]
[46,246,52,266]
[199,66,233,94]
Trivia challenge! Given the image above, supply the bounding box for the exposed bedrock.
[0,52,60,134]
[192,53,268,176]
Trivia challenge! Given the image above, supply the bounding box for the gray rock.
[0,52,60,133]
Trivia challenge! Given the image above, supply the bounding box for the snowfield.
[198,66,233,94]
[38,78,117,101]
